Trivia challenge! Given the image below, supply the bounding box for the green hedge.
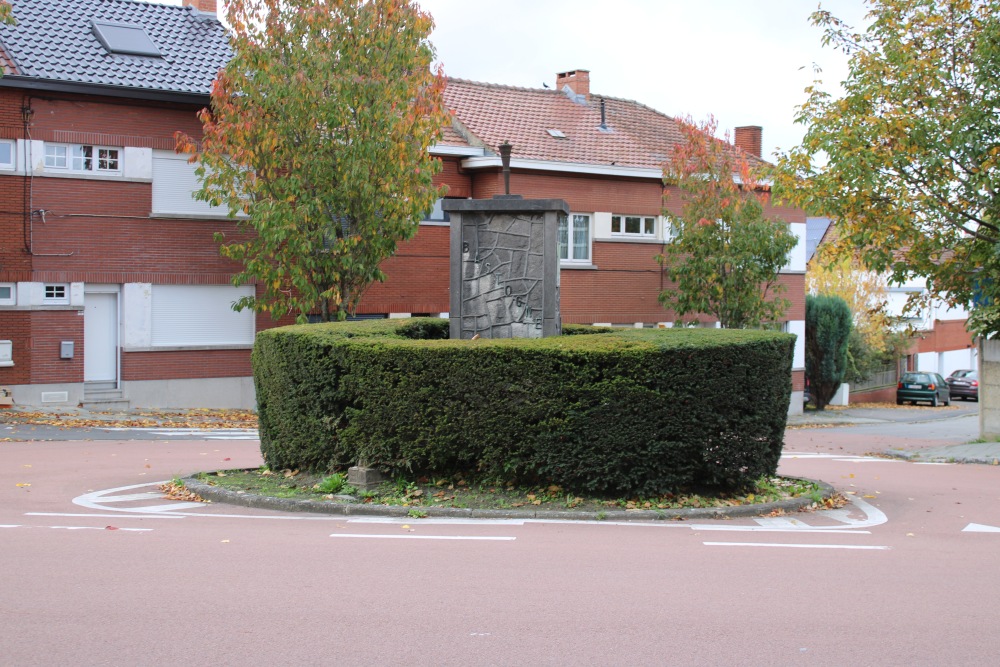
[253,318,794,496]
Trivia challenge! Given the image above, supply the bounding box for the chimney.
[734,126,762,158]
[183,0,217,15]
[556,69,590,97]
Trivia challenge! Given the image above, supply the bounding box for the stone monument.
[442,143,567,339]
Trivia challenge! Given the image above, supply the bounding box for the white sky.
[158,0,871,161]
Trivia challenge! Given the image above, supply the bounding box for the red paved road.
[3,429,1000,666]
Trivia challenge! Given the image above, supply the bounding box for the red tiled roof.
[443,77,689,170]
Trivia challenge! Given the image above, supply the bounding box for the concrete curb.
[181,474,838,522]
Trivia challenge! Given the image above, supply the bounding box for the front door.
[84,291,118,383]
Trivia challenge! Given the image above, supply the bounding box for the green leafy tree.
[0,3,13,25]
[178,0,448,322]
[775,0,1000,336]
[806,294,853,410]
[657,117,798,329]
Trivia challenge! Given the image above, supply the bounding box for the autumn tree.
[0,3,13,25]
[657,117,798,329]
[808,244,897,353]
[806,294,852,410]
[775,0,1000,336]
[179,0,448,322]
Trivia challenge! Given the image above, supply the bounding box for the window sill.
[124,344,254,352]
[597,236,667,245]
[149,211,246,221]
[35,171,151,184]
[560,263,598,270]
[0,361,13,367]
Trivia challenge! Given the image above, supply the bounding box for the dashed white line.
[704,542,889,550]
[331,533,515,541]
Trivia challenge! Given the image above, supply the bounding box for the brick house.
[0,1,807,413]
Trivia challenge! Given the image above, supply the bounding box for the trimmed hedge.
[253,318,794,496]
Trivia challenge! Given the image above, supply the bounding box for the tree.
[657,117,798,329]
[808,245,896,355]
[178,0,448,322]
[774,0,1000,336]
[806,294,852,410]
[0,3,13,25]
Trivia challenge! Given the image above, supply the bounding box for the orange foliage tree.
[657,117,797,329]
[178,0,448,322]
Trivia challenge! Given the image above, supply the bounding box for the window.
[45,144,121,174]
[558,214,591,263]
[151,285,255,347]
[152,151,226,217]
[43,284,68,304]
[0,283,14,306]
[0,140,13,169]
[611,214,656,237]
[91,21,162,57]
[45,144,67,169]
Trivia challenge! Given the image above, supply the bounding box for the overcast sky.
[159,0,871,161]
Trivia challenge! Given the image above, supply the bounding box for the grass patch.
[193,467,833,513]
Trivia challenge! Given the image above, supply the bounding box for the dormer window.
[92,20,162,57]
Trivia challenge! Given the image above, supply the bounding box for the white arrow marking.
[963,523,1000,533]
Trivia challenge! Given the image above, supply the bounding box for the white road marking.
[781,452,899,462]
[1,524,20,528]
[46,526,153,532]
[134,502,207,513]
[704,542,890,550]
[101,427,259,440]
[330,533,515,541]
[963,523,1000,533]
[97,492,165,503]
[27,512,183,519]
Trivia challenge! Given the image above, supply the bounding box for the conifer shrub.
[253,318,793,495]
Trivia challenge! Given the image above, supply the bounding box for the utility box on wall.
[443,196,567,339]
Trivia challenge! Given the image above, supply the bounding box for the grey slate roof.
[0,0,231,99]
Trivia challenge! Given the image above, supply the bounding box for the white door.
[84,292,118,383]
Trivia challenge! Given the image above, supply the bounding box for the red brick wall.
[917,319,974,354]
[122,349,252,381]
[28,311,83,383]
[361,225,450,314]
[437,158,471,198]
[0,311,31,384]
[29,95,205,147]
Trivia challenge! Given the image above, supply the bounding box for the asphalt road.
[2,408,999,665]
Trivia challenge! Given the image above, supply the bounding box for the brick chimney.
[556,70,590,97]
[734,126,762,158]
[183,0,217,15]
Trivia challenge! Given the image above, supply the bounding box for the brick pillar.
[182,0,217,14]
[734,126,762,158]
[556,70,590,97]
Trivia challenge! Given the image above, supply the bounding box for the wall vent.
[41,391,69,403]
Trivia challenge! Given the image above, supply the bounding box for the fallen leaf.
[221,539,230,543]
[16,483,30,487]
[105,526,118,531]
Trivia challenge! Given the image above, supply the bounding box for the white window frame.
[0,140,14,170]
[43,283,69,304]
[611,214,657,238]
[0,283,15,306]
[559,213,592,264]
[44,143,122,175]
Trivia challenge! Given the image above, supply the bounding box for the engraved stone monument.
[443,196,567,339]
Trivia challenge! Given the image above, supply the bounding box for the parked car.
[896,372,951,406]
[945,369,979,401]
